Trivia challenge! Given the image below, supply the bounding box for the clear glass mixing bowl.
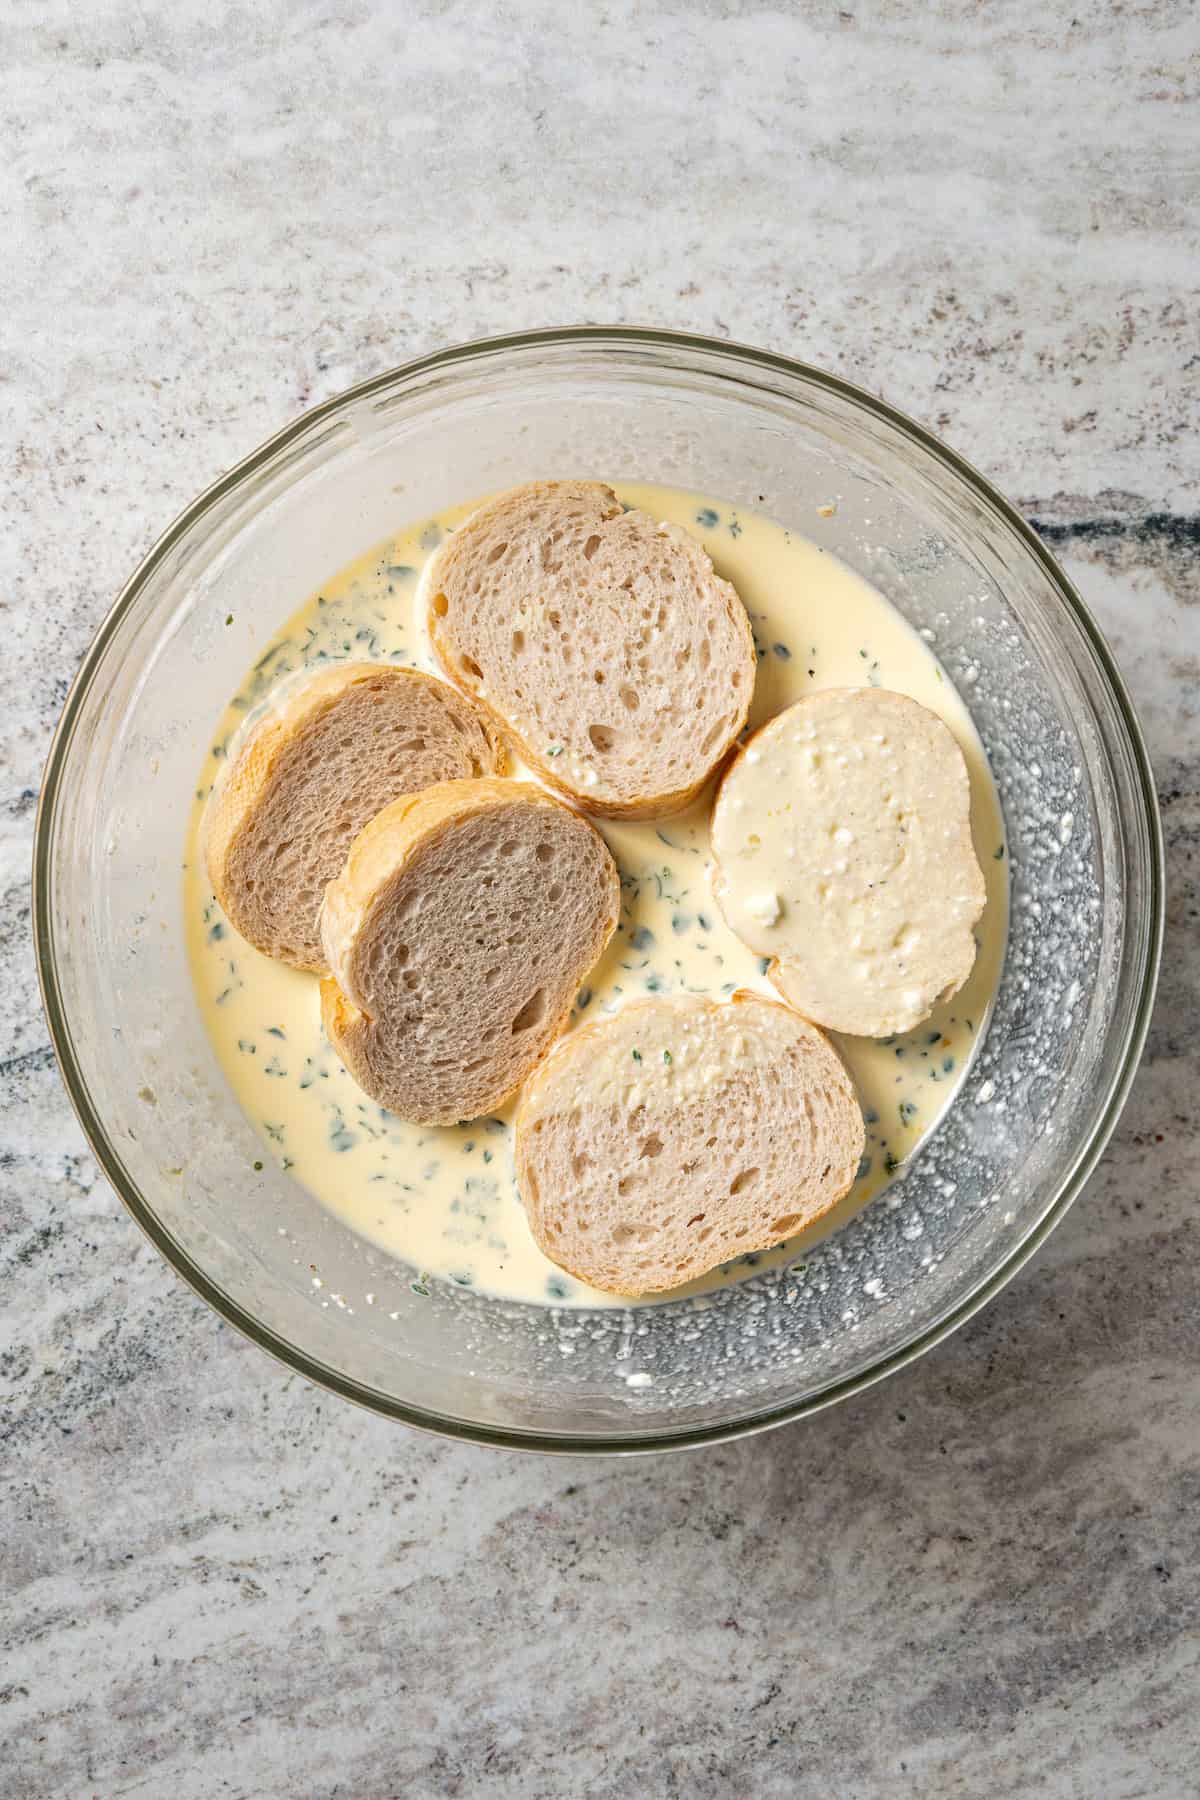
[34,329,1162,1453]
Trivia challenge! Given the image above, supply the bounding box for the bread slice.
[319,777,619,1125]
[514,993,864,1295]
[420,481,756,818]
[205,663,504,972]
[711,688,987,1037]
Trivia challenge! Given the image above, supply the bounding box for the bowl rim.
[33,324,1164,1455]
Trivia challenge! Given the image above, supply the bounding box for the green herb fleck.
[267,1026,286,1040]
[994,843,1005,860]
[759,957,771,975]
[631,926,655,951]
[773,643,791,660]
[899,1100,917,1126]
[225,613,233,626]
[411,1275,430,1297]
[696,507,719,528]
[575,987,592,1010]
[252,1160,263,1172]
[208,922,226,943]
[254,640,290,672]
[546,745,564,757]
[663,1049,672,1065]
[632,1048,642,1063]
[546,1276,571,1300]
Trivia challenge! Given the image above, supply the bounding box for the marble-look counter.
[2,4,1196,1795]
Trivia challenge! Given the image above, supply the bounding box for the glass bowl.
[34,328,1163,1453]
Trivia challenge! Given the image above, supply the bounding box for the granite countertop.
[3,4,1197,1795]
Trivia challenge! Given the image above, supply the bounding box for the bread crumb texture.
[319,778,620,1124]
[205,664,503,971]
[422,481,756,817]
[516,993,864,1294]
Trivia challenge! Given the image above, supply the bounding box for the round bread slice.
[318,778,620,1125]
[205,663,504,972]
[515,993,864,1296]
[711,688,987,1037]
[420,480,756,818]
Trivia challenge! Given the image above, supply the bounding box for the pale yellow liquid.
[184,484,1008,1308]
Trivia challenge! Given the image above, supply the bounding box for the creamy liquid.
[184,484,1008,1309]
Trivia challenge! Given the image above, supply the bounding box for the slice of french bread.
[420,481,756,818]
[204,663,503,972]
[319,778,620,1125]
[710,688,987,1036]
[514,993,864,1295]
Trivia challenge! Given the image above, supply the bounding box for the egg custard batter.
[184,483,1008,1308]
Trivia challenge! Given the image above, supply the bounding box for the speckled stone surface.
[2,4,1197,1795]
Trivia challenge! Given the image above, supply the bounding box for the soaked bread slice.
[514,993,864,1295]
[711,688,986,1036]
[420,481,756,818]
[319,778,620,1125]
[205,663,503,972]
